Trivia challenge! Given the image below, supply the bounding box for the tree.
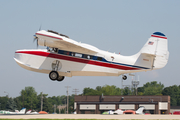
[137,87,144,95]
[123,87,132,95]
[96,86,102,91]
[0,96,8,110]
[48,96,62,106]
[83,87,101,95]
[138,81,164,95]
[101,85,121,95]
[69,94,75,113]
[14,96,21,110]
[6,98,17,110]
[162,85,180,106]
[82,85,122,95]
[19,86,38,110]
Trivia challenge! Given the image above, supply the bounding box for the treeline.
[82,81,180,106]
[0,87,74,113]
[82,81,164,96]
[0,81,180,113]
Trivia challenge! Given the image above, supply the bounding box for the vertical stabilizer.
[136,106,145,114]
[19,108,26,114]
[135,32,169,70]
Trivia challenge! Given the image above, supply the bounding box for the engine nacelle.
[37,38,59,48]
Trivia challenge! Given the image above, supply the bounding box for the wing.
[35,30,99,54]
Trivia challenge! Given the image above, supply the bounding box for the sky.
[0,0,179,97]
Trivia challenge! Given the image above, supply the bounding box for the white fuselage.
[14,30,169,80]
[14,48,150,77]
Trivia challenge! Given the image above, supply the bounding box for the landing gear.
[49,71,65,82]
[49,60,65,82]
[49,71,59,81]
[122,75,127,80]
[57,76,65,82]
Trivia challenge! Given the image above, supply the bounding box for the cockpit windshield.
[47,47,58,53]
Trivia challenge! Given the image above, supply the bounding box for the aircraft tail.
[19,108,26,114]
[136,106,145,114]
[26,110,31,114]
[135,32,169,70]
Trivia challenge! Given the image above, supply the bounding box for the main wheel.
[122,75,127,80]
[57,76,65,82]
[49,71,59,81]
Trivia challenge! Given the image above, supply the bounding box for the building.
[74,95,170,114]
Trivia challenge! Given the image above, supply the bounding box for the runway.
[0,114,180,120]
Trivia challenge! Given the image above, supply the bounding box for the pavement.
[0,114,180,119]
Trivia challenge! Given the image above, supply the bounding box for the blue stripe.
[57,49,150,70]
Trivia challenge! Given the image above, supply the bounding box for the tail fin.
[26,110,31,114]
[19,108,26,114]
[135,32,169,70]
[136,106,145,114]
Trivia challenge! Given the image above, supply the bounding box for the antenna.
[72,89,79,95]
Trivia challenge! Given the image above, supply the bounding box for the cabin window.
[75,53,82,58]
[71,52,75,56]
[83,54,93,59]
[64,51,70,55]
[88,55,93,59]
[97,57,103,61]
[53,48,58,53]
[83,54,88,58]
[58,50,64,54]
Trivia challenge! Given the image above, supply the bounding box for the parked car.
[173,111,180,115]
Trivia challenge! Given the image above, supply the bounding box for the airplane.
[102,106,144,115]
[123,106,145,114]
[0,110,9,114]
[102,110,112,114]
[0,108,26,114]
[26,109,39,114]
[103,106,145,115]
[14,30,169,81]
[0,110,15,114]
[113,109,123,115]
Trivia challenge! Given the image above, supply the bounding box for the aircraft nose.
[14,51,21,63]
[14,51,19,60]
[14,50,25,64]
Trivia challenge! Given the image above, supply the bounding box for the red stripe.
[16,51,50,57]
[151,35,167,39]
[36,33,63,40]
[16,51,140,70]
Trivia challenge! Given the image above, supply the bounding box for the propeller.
[33,34,39,48]
[33,26,41,48]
